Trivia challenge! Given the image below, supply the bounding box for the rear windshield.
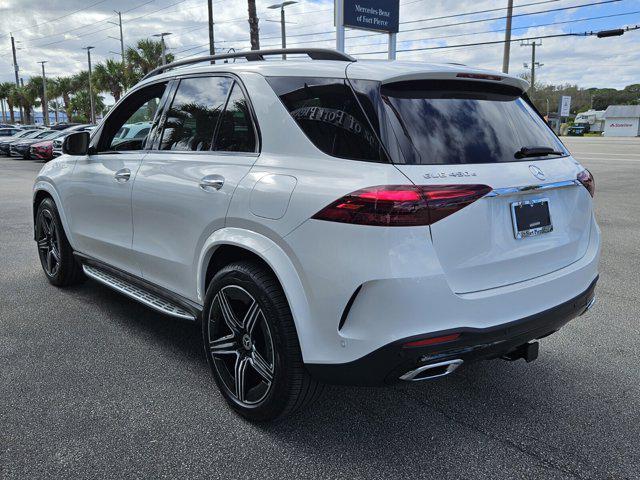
[353,79,568,165]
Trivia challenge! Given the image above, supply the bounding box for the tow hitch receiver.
[502,341,539,363]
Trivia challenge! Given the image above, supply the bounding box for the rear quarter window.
[267,76,388,163]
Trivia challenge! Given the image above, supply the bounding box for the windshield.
[351,79,568,165]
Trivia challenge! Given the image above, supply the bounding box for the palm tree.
[10,85,37,124]
[54,76,74,121]
[27,76,48,125]
[0,82,14,123]
[92,59,126,102]
[125,39,174,84]
[69,90,105,123]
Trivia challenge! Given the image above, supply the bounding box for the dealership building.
[603,105,640,137]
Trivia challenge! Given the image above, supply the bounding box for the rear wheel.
[202,261,322,422]
[35,198,84,286]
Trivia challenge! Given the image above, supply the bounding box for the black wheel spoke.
[37,238,49,251]
[216,290,242,333]
[234,357,250,403]
[243,300,260,334]
[250,348,274,384]
[209,335,237,357]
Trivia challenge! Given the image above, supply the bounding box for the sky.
[0,0,638,104]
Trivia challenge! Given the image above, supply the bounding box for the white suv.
[33,49,600,421]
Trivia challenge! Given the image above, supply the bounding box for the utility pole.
[10,34,20,86]
[207,0,216,62]
[83,46,96,124]
[38,61,49,126]
[521,39,542,96]
[153,32,172,65]
[108,11,126,64]
[247,0,260,50]
[502,0,514,73]
[268,1,297,59]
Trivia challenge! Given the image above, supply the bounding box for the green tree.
[69,89,105,122]
[92,59,126,102]
[53,76,75,121]
[125,39,174,84]
[10,84,37,124]
[0,82,15,123]
[27,76,48,125]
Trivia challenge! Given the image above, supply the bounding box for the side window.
[159,76,232,151]
[214,82,257,153]
[97,82,168,152]
[266,76,387,162]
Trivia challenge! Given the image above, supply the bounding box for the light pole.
[267,1,297,59]
[153,32,172,65]
[83,46,96,124]
[38,61,49,126]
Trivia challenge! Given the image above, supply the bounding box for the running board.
[82,264,196,321]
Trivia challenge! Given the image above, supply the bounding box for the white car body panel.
[64,152,145,273]
[131,151,257,301]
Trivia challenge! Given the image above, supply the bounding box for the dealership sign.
[342,0,399,33]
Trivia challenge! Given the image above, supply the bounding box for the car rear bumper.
[306,276,598,386]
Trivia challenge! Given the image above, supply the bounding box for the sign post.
[335,0,400,58]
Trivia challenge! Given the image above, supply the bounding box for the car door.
[131,75,260,301]
[64,81,171,274]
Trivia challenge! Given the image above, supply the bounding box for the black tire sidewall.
[202,263,295,422]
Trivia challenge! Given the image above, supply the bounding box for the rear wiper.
[515,146,565,159]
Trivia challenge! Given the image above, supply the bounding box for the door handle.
[199,174,224,192]
[114,168,131,183]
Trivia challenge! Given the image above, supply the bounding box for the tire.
[202,261,323,422]
[35,197,85,287]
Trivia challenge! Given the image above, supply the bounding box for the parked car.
[0,129,40,155]
[33,49,599,422]
[10,130,59,158]
[51,124,95,158]
[568,125,589,136]
[30,140,55,161]
[50,122,82,131]
[0,127,22,137]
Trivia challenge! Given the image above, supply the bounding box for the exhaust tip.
[581,296,596,316]
[400,359,463,382]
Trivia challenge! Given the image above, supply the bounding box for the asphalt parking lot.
[1,137,639,479]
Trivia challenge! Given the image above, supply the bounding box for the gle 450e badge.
[423,171,477,179]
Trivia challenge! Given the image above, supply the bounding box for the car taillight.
[402,333,461,348]
[577,169,595,197]
[312,184,492,226]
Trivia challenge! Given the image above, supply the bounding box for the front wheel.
[35,198,84,286]
[202,261,322,422]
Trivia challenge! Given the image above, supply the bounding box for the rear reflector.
[312,184,492,227]
[403,333,461,348]
[577,169,595,197]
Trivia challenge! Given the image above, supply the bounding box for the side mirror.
[62,131,90,156]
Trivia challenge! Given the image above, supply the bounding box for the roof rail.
[143,48,357,80]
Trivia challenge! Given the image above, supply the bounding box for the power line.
[0,0,111,39]
[316,10,640,52]
[356,25,639,56]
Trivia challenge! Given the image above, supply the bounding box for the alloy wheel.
[208,285,275,406]
[37,209,61,277]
